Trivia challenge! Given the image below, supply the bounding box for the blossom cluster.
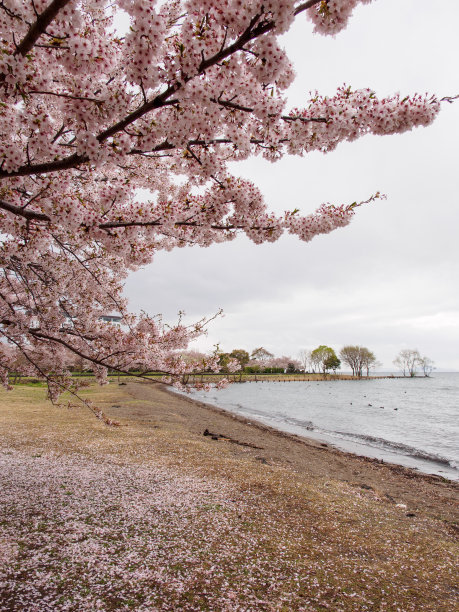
[308,0,373,36]
[0,0,443,394]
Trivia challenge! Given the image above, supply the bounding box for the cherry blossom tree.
[266,355,301,371]
[0,0,448,415]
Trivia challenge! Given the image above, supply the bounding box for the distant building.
[99,314,122,324]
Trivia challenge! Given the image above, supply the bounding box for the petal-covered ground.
[0,449,244,610]
[0,382,457,611]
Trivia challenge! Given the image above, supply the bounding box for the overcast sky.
[124,0,459,371]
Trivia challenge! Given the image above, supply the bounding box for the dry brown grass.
[0,383,458,611]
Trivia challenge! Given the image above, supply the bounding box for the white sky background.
[124,0,459,370]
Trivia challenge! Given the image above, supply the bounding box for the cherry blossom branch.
[0,199,50,222]
[0,1,323,180]
[0,326,121,425]
[0,192,384,233]
[0,132,285,178]
[28,90,102,103]
[14,0,73,57]
[51,234,129,325]
[198,0,322,72]
[0,1,24,22]
[30,329,128,367]
[211,96,328,123]
[0,154,88,178]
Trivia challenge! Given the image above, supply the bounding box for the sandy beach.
[0,380,458,610]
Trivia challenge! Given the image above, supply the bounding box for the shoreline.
[167,376,459,482]
[120,382,459,526]
[163,384,457,485]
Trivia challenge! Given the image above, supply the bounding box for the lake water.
[185,373,459,481]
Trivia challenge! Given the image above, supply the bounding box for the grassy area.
[11,371,361,389]
[0,383,457,611]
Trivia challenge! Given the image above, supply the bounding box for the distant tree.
[298,349,312,373]
[243,364,261,374]
[180,350,208,363]
[229,349,250,371]
[309,349,322,373]
[217,352,231,373]
[360,348,378,377]
[339,345,359,376]
[392,355,405,376]
[418,355,435,377]
[251,347,274,365]
[262,356,300,373]
[324,354,341,374]
[311,345,338,376]
[393,349,421,377]
[339,345,377,377]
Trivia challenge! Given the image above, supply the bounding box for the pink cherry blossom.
[0,0,446,402]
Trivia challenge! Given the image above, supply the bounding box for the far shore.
[11,371,416,386]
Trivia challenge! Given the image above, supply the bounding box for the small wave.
[280,416,315,431]
[229,404,276,420]
[230,410,316,431]
[332,431,455,468]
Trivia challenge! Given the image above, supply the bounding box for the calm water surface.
[185,373,459,481]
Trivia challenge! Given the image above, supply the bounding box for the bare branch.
[440,94,459,103]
